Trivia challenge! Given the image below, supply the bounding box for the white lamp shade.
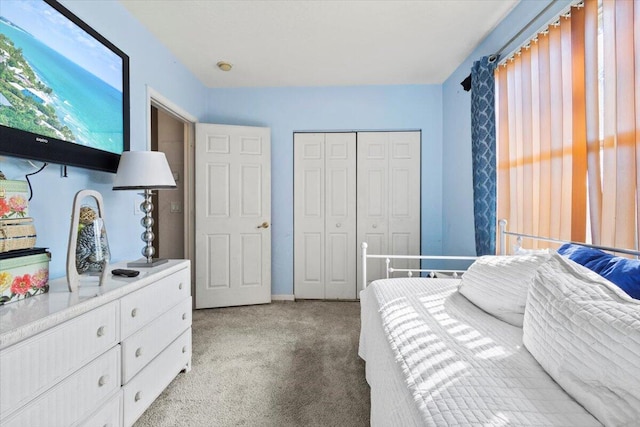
[113,151,177,190]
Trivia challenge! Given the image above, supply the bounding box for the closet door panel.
[294,134,326,299]
[366,169,386,218]
[357,131,420,288]
[390,168,410,217]
[303,233,323,282]
[357,133,389,288]
[303,169,323,217]
[388,132,421,274]
[326,232,349,287]
[325,133,356,299]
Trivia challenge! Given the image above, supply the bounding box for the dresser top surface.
[0,259,190,350]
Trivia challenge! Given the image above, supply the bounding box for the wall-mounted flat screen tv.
[0,0,130,173]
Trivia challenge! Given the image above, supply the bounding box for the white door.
[294,133,356,299]
[357,131,421,290]
[195,124,271,308]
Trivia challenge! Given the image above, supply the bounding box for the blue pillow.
[557,243,640,299]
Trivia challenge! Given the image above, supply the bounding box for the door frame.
[145,85,198,288]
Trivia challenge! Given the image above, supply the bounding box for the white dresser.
[0,260,192,427]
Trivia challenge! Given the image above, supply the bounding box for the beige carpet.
[134,300,370,427]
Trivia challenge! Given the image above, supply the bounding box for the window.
[495,0,638,253]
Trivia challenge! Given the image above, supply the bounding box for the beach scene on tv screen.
[0,0,124,154]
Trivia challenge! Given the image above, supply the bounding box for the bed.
[359,224,640,426]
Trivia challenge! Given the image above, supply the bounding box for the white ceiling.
[118,0,518,88]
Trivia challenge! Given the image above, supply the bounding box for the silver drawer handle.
[182,313,187,320]
[135,347,143,358]
[179,282,183,290]
[96,326,106,337]
[131,308,138,318]
[134,391,142,402]
[98,375,109,387]
[182,346,187,354]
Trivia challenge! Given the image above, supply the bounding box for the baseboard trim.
[271,294,295,301]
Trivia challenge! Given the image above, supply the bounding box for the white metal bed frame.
[361,218,640,290]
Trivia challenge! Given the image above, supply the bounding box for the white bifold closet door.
[356,131,421,290]
[294,133,357,299]
[294,131,420,299]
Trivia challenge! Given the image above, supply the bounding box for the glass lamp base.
[127,258,169,268]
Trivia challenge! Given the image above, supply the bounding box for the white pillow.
[458,251,551,326]
[523,253,640,427]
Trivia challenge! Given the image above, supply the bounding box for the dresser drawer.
[122,297,191,383]
[77,390,122,427]
[123,328,191,427]
[120,267,190,340]
[0,301,119,420]
[2,345,121,427]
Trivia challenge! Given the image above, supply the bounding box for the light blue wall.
[205,85,443,295]
[0,1,208,279]
[441,0,574,255]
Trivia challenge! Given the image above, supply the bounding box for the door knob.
[257,222,270,229]
[336,223,342,228]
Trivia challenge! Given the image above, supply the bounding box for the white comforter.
[359,278,601,426]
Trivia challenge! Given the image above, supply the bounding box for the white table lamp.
[113,150,176,267]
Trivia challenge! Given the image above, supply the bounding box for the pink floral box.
[0,250,50,305]
[0,179,29,219]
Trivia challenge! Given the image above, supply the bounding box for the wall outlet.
[170,201,182,213]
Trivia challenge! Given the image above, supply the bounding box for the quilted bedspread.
[359,278,601,426]
[524,254,640,426]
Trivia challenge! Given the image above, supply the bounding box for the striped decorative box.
[0,218,37,252]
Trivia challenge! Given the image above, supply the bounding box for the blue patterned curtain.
[471,55,498,256]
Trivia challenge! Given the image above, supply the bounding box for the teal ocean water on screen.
[0,20,123,154]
